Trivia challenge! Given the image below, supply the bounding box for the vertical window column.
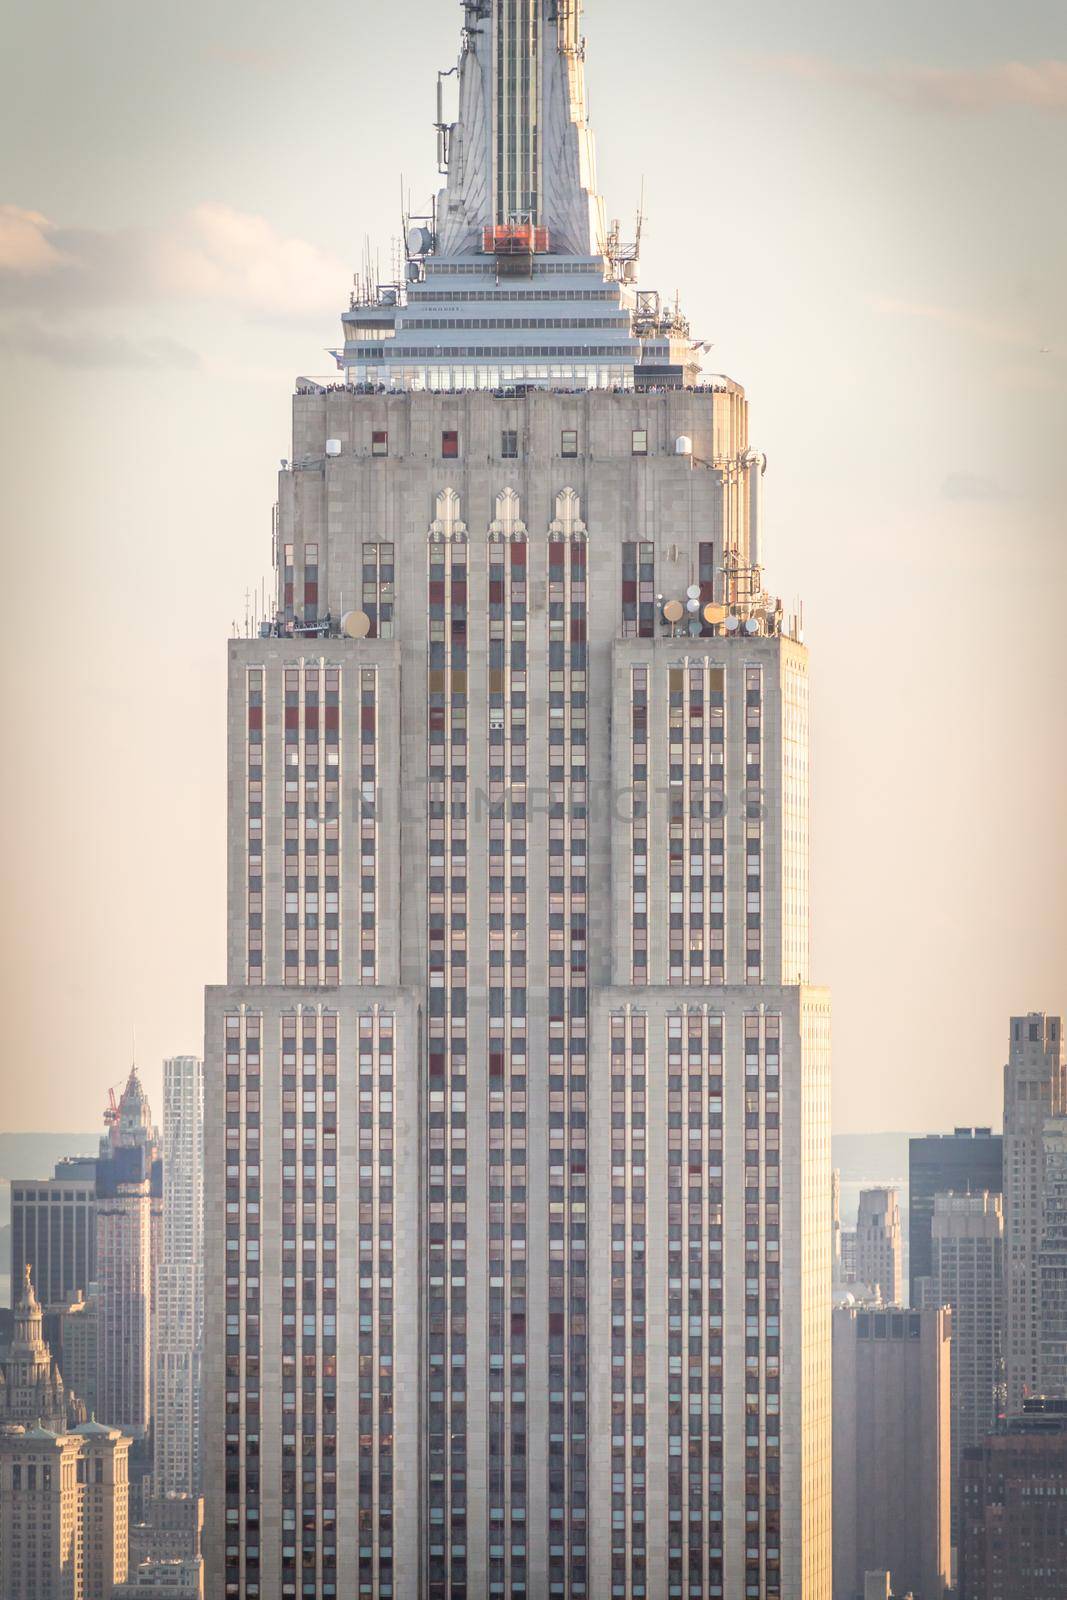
[744,669,763,984]
[486,532,529,1596]
[361,544,395,639]
[610,1010,647,1597]
[246,672,264,984]
[356,1009,395,1598]
[357,668,377,984]
[629,668,648,987]
[280,1015,299,1596]
[547,531,589,1596]
[426,532,469,1600]
[223,1009,261,1598]
[621,543,655,637]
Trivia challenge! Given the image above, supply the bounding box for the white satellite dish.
[325,439,342,457]
[675,435,693,455]
[341,610,372,639]
[724,615,740,632]
[744,617,760,634]
[686,584,700,600]
[686,598,700,613]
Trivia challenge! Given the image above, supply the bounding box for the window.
[442,430,459,459]
[371,431,387,457]
[632,429,647,456]
[501,430,518,459]
[561,429,578,458]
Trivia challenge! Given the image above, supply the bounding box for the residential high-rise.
[923,1192,1004,1539]
[1003,1013,1065,1412]
[154,1057,204,1497]
[96,1068,160,1439]
[832,1305,951,1600]
[854,1188,903,1306]
[10,1157,97,1310]
[1039,1115,1067,1397]
[957,1397,1067,1600]
[908,1129,1002,1306]
[203,5,832,1596]
[0,1265,86,1433]
[0,1418,131,1599]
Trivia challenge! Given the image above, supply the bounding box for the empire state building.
[204,4,832,1597]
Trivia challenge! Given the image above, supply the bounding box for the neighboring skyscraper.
[832,1168,843,1281]
[204,4,832,1596]
[0,1265,86,1433]
[0,1418,131,1599]
[908,1128,1002,1306]
[1039,1115,1067,1397]
[10,1156,97,1309]
[832,1304,951,1600]
[1003,1013,1065,1412]
[154,1057,204,1497]
[855,1188,903,1306]
[96,1068,160,1438]
[924,1192,1004,1539]
[55,1289,99,1421]
[957,1397,1067,1600]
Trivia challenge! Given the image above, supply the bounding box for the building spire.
[437,0,606,257]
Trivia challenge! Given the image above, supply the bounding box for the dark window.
[442,430,459,459]
[561,429,578,458]
[501,430,518,458]
[371,431,388,456]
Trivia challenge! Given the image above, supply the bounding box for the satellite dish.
[724,615,740,632]
[341,609,372,639]
[686,598,700,613]
[744,617,760,634]
[703,602,726,625]
[686,584,700,600]
[687,619,702,636]
[662,599,684,623]
[325,439,342,457]
[407,225,433,256]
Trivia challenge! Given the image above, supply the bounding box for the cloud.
[868,294,1036,350]
[941,473,1016,503]
[0,203,347,316]
[0,206,64,273]
[758,55,1067,114]
[0,318,201,370]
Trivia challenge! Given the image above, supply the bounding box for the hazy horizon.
[1,0,1065,1133]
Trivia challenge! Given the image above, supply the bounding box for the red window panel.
[441,430,459,458]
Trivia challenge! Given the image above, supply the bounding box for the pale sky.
[0,0,1064,1134]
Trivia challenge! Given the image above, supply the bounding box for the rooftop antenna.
[635,176,645,260]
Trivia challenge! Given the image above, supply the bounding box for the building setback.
[203,3,832,1597]
[908,1129,1002,1307]
[1003,1014,1065,1412]
[832,1304,951,1600]
[958,1398,1067,1600]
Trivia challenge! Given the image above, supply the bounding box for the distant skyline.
[1,0,1065,1132]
